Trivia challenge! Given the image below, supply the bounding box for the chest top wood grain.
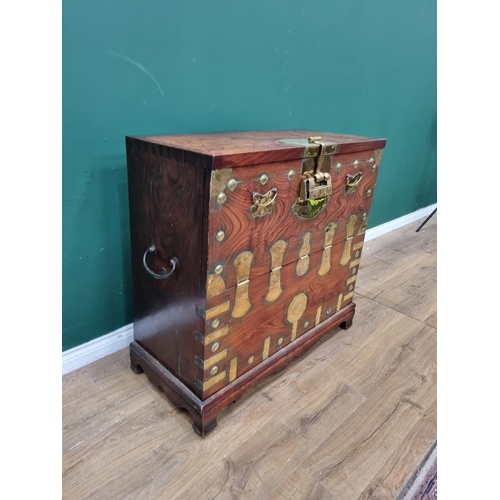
[127,130,386,169]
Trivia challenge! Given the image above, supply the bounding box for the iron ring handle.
[346,172,363,188]
[252,187,278,207]
[143,245,177,280]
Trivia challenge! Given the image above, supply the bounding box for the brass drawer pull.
[346,172,363,187]
[253,187,277,207]
[345,172,363,195]
[251,187,277,217]
[143,245,177,280]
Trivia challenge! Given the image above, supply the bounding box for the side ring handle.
[143,245,177,280]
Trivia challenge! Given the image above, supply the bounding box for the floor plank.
[62,349,150,434]
[357,400,437,500]
[356,215,437,328]
[62,214,437,500]
[172,374,366,500]
[296,354,436,499]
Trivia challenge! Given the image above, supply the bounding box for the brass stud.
[368,157,375,165]
[211,318,220,329]
[215,264,223,275]
[248,356,255,365]
[366,188,372,198]
[288,169,295,180]
[326,307,332,315]
[260,173,268,185]
[355,251,360,258]
[349,284,354,292]
[303,320,310,329]
[210,366,219,375]
[227,179,237,191]
[277,337,284,346]
[352,267,357,275]
[217,192,227,204]
[211,342,220,352]
[372,163,377,172]
[336,162,342,173]
[353,160,359,169]
[216,230,225,242]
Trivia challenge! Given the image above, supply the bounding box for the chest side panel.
[126,138,210,397]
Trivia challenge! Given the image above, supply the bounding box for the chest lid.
[130,130,386,169]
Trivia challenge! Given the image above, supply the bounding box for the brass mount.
[292,136,337,219]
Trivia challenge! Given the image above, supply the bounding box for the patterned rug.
[411,459,437,499]
[399,446,437,500]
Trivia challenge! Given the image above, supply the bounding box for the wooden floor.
[62,215,437,500]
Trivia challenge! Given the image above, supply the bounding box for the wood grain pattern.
[126,130,381,420]
[126,138,209,397]
[197,239,362,398]
[125,128,386,437]
[135,129,386,169]
[62,350,150,435]
[355,215,437,328]
[63,213,436,500]
[358,401,437,500]
[130,303,356,434]
[328,296,436,397]
[207,150,377,291]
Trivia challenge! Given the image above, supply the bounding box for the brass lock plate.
[299,171,332,201]
[288,137,337,220]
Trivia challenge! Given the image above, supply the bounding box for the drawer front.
[196,230,367,398]
[206,148,381,295]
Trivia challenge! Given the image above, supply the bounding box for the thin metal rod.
[416,208,437,232]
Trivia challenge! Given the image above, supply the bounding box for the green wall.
[63,0,436,351]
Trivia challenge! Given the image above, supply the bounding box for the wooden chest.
[126,130,386,435]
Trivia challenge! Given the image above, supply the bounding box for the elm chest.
[126,130,386,435]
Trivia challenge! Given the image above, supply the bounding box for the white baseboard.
[364,203,436,242]
[62,203,436,375]
[62,323,134,375]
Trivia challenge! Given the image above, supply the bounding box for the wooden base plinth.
[130,302,355,436]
